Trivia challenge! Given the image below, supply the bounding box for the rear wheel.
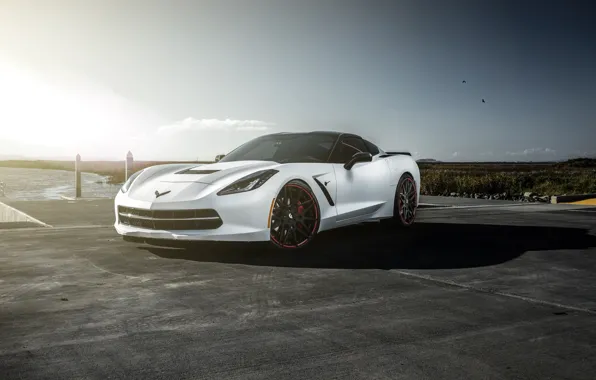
[393,173,417,227]
[270,180,320,249]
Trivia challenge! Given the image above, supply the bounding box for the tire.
[269,179,321,249]
[392,173,418,227]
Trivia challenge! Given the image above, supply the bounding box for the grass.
[1,158,595,197]
[419,159,596,196]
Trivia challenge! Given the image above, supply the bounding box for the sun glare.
[1,63,82,146]
[0,60,149,155]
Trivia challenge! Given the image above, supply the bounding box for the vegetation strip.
[1,158,595,200]
[418,158,596,201]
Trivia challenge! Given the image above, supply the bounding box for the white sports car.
[114,131,420,249]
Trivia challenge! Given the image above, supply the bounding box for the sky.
[0,0,595,161]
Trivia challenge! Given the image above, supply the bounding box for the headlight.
[120,169,144,193]
[217,169,279,196]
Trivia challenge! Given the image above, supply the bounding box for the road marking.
[0,224,112,233]
[48,224,114,230]
[0,201,52,227]
[392,270,596,316]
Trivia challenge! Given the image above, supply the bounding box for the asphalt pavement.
[0,197,595,379]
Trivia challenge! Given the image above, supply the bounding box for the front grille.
[118,206,222,230]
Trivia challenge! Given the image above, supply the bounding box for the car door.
[329,136,391,224]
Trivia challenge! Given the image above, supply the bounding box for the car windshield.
[218,133,337,163]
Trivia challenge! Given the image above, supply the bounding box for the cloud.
[452,151,460,157]
[505,148,557,156]
[157,117,275,135]
[568,150,596,158]
[235,125,271,131]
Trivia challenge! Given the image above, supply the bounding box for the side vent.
[312,177,335,206]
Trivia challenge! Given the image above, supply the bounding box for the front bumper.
[113,184,276,242]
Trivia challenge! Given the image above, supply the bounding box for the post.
[125,151,134,181]
[0,182,5,197]
[75,154,82,198]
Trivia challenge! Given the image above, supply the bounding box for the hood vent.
[175,169,220,175]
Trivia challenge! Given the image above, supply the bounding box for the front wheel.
[393,173,418,227]
[270,180,321,249]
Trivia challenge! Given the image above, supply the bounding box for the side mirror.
[214,154,225,162]
[344,152,372,170]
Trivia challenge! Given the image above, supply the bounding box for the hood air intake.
[175,169,220,174]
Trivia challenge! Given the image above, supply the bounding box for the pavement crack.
[391,270,596,316]
[74,254,146,280]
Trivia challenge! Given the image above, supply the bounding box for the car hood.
[155,160,279,184]
[126,160,280,202]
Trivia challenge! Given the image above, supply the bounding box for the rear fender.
[383,155,421,202]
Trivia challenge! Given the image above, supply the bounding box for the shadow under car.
[133,221,596,270]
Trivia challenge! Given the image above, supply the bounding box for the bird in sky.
[460,78,486,103]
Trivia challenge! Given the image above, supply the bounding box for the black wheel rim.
[270,183,319,248]
[398,177,417,225]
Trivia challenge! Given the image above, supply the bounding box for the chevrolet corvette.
[114,131,420,249]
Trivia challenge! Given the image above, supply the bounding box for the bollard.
[125,151,134,181]
[0,181,5,197]
[75,154,82,198]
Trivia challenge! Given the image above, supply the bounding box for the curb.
[0,201,52,227]
[551,194,596,204]
[417,203,447,208]
[60,196,115,201]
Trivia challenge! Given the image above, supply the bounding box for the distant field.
[418,159,596,197]
[417,162,555,172]
[417,159,596,171]
[1,158,595,197]
[0,160,210,185]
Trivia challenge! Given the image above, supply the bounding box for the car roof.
[264,131,362,139]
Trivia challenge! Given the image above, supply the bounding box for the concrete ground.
[1,197,595,379]
[1,198,115,227]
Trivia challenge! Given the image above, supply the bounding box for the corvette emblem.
[155,190,171,198]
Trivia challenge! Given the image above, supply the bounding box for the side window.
[363,140,380,155]
[328,137,367,163]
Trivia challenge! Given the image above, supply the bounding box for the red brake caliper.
[297,201,304,231]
